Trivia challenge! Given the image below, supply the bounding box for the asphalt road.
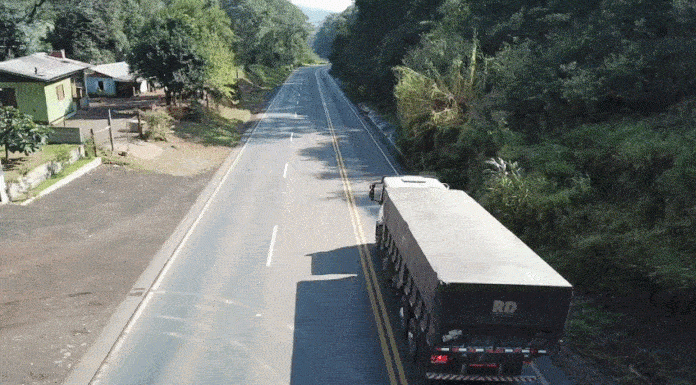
[67,66,575,385]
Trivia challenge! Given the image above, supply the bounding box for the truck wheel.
[382,255,391,271]
[407,319,425,364]
[375,224,383,246]
[399,296,410,332]
[407,319,420,360]
[391,269,401,290]
[375,225,384,260]
[407,329,417,360]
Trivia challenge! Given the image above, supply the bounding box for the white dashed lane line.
[266,225,279,267]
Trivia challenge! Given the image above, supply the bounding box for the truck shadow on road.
[290,245,392,385]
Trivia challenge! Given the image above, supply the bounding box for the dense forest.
[0,0,314,102]
[320,0,696,382]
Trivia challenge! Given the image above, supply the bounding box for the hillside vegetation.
[0,0,315,101]
[322,0,696,383]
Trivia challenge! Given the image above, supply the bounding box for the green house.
[0,52,91,125]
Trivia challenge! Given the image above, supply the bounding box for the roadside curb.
[21,157,103,206]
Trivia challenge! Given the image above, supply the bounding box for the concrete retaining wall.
[48,127,84,144]
[0,168,8,203]
[3,146,85,202]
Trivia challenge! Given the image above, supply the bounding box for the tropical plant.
[0,106,52,160]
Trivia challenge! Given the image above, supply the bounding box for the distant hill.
[297,5,333,28]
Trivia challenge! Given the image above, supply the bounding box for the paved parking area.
[0,163,214,385]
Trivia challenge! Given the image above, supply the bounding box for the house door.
[0,88,17,107]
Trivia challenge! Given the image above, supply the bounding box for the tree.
[223,0,312,68]
[0,0,52,60]
[1,0,159,63]
[169,0,238,99]
[45,0,130,63]
[329,0,444,108]
[128,14,207,105]
[0,106,52,160]
[0,4,26,60]
[312,11,352,59]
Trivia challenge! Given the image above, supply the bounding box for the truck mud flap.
[425,372,536,382]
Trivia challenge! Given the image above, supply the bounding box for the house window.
[56,84,65,100]
[0,88,17,107]
[98,80,104,91]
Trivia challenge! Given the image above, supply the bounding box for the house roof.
[88,62,137,82]
[0,53,91,82]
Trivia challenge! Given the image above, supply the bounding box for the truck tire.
[407,318,419,362]
[375,225,384,260]
[399,296,411,333]
[407,329,417,360]
[382,255,391,271]
[391,262,402,290]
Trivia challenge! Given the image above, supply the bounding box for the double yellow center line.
[314,68,408,385]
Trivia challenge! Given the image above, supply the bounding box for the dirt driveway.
[0,124,246,384]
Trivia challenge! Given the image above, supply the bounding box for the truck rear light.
[430,354,450,364]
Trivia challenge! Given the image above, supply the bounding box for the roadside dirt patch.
[117,135,232,176]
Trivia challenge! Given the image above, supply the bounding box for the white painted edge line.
[283,163,288,179]
[266,225,279,267]
[64,71,298,385]
[21,157,103,206]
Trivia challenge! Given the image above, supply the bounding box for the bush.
[183,102,205,122]
[141,109,173,141]
[246,64,293,89]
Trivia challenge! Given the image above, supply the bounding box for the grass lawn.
[1,144,82,183]
[171,105,244,147]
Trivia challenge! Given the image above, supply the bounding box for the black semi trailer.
[369,176,573,383]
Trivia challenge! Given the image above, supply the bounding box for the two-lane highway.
[67,66,573,385]
[79,66,400,384]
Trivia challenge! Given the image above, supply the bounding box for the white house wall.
[138,80,148,93]
[86,76,116,96]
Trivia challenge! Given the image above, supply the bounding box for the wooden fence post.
[137,111,143,138]
[90,128,98,157]
[107,109,114,152]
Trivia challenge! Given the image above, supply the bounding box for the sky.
[290,0,352,13]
